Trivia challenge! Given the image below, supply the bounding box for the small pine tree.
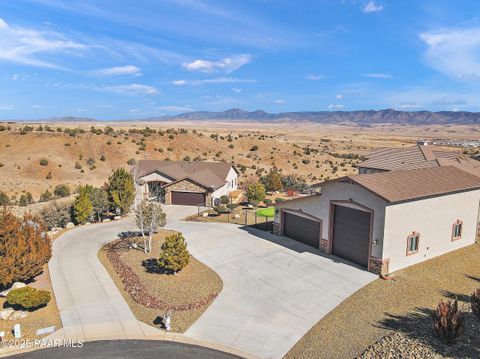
[73,189,93,224]
[246,182,266,207]
[262,168,283,192]
[157,233,190,274]
[54,184,70,198]
[18,194,28,206]
[0,191,10,206]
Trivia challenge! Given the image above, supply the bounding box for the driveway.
[48,205,375,359]
[172,221,376,359]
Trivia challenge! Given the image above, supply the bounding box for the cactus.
[432,299,464,343]
[471,288,480,318]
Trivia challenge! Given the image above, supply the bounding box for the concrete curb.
[0,327,260,359]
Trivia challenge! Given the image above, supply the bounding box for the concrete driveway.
[48,205,375,359]
[172,221,376,359]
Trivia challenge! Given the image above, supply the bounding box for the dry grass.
[285,243,480,359]
[0,265,62,342]
[98,230,223,333]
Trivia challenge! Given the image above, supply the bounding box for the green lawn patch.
[255,207,275,218]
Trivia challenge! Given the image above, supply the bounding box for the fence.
[195,204,274,230]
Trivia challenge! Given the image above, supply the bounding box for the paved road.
[48,205,376,359]
[8,340,242,359]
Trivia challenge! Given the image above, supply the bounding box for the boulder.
[12,282,26,290]
[234,214,241,219]
[10,311,28,320]
[102,218,111,223]
[0,308,14,320]
[47,231,53,239]
[65,222,75,229]
[51,227,62,234]
[202,212,209,218]
[114,216,122,220]
[83,222,91,226]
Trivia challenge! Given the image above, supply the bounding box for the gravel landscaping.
[0,265,62,342]
[98,230,223,333]
[285,243,480,359]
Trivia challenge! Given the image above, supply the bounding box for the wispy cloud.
[274,99,286,104]
[420,27,480,80]
[231,87,242,93]
[101,83,159,95]
[400,102,419,109]
[31,105,43,109]
[0,104,15,110]
[0,17,87,68]
[328,104,344,109]
[156,105,194,112]
[89,65,142,77]
[171,77,257,85]
[363,1,383,13]
[362,73,393,79]
[306,74,325,80]
[183,54,252,73]
[336,94,343,99]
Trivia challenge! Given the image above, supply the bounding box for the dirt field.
[0,121,476,201]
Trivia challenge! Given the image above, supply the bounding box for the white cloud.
[306,74,325,80]
[183,54,252,73]
[400,103,419,109]
[0,104,15,110]
[363,1,383,13]
[102,83,159,95]
[31,105,43,109]
[274,99,286,104]
[231,87,242,93]
[156,106,194,112]
[171,77,256,85]
[328,104,344,110]
[362,73,393,79]
[0,17,87,68]
[420,27,480,80]
[129,109,141,113]
[336,94,343,100]
[172,80,187,86]
[89,65,142,77]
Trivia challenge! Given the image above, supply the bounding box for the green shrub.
[214,204,231,215]
[471,288,480,318]
[127,158,136,165]
[39,189,53,202]
[250,145,258,151]
[6,287,51,310]
[220,195,230,205]
[74,162,82,170]
[0,191,10,205]
[46,172,52,179]
[263,198,273,207]
[54,184,70,198]
[18,194,28,206]
[39,159,49,166]
[157,233,190,274]
[432,299,464,343]
[275,198,286,203]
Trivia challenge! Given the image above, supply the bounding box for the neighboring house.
[274,166,480,275]
[358,144,480,176]
[134,160,239,206]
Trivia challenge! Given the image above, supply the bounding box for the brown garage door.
[283,211,321,248]
[171,191,206,206]
[332,205,371,267]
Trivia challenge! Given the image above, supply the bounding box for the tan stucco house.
[134,160,238,206]
[274,166,480,275]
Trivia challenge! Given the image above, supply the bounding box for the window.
[452,220,463,241]
[406,232,419,255]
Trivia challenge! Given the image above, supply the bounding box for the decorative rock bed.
[104,240,219,311]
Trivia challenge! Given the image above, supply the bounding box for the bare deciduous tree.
[134,199,167,253]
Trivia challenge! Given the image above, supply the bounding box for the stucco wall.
[212,167,238,199]
[383,190,480,272]
[274,181,387,259]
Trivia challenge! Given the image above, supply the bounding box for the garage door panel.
[283,212,321,248]
[171,191,206,206]
[332,205,370,267]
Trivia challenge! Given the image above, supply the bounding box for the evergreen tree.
[246,182,266,206]
[262,168,283,192]
[157,233,190,274]
[0,191,10,206]
[107,168,135,214]
[73,189,93,224]
[0,209,52,288]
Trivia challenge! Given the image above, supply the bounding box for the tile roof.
[135,160,235,190]
[358,145,480,176]
[340,166,480,203]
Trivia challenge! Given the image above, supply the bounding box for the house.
[134,160,239,206]
[358,143,480,176]
[273,166,480,275]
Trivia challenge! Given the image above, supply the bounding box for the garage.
[171,191,206,206]
[332,205,371,267]
[282,211,321,248]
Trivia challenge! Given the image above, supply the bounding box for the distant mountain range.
[17,108,480,125]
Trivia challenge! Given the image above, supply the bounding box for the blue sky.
[1,0,480,120]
